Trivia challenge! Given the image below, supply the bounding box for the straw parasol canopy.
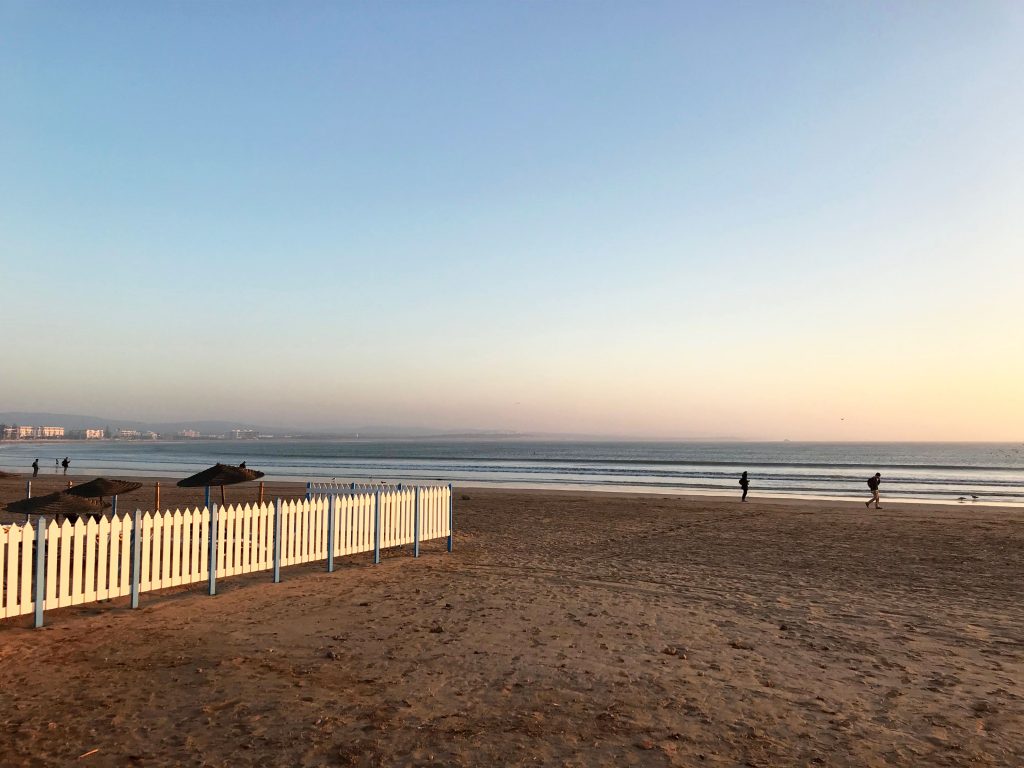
[6,491,110,521]
[177,463,264,505]
[66,478,143,499]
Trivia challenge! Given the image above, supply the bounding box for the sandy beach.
[1,476,1022,766]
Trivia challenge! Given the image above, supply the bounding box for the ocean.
[1,439,1022,504]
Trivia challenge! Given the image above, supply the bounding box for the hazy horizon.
[2,3,1022,442]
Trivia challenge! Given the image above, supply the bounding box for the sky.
[1,1,1022,440]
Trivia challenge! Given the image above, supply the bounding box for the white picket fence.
[1,485,452,624]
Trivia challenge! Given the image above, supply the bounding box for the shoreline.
[2,471,1021,521]
[3,440,1022,508]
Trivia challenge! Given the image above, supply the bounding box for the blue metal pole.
[306,481,312,501]
[326,494,336,573]
[112,494,118,517]
[33,517,46,628]
[373,489,381,564]
[413,486,420,558]
[204,486,211,510]
[208,503,218,596]
[447,483,453,553]
[273,498,282,583]
[130,509,141,609]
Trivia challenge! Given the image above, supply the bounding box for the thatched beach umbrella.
[177,463,264,506]
[6,491,110,523]
[66,477,143,516]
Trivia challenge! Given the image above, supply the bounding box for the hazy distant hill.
[0,412,524,439]
[0,412,289,435]
[0,412,727,441]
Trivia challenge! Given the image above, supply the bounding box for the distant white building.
[17,425,37,439]
[40,426,65,438]
[231,429,258,439]
[178,429,200,438]
[1,426,17,440]
[85,429,105,439]
[115,429,141,440]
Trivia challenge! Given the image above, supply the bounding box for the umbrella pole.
[259,481,265,504]
[204,486,211,510]
[155,482,161,512]
[220,484,226,507]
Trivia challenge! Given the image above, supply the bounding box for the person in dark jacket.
[32,459,39,477]
[61,456,70,475]
[739,471,750,502]
[865,472,882,509]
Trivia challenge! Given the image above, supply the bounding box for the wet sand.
[2,477,1023,766]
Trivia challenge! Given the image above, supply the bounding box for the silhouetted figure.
[239,461,246,469]
[865,472,882,509]
[61,456,70,475]
[739,471,750,502]
[32,459,39,477]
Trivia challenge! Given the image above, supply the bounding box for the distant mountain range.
[0,412,526,439]
[0,411,740,441]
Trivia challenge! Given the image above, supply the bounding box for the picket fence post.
[33,517,46,628]
[208,503,219,596]
[273,498,282,583]
[130,509,141,609]
[326,494,336,573]
[373,489,381,564]
[447,483,454,553]
[414,486,421,558]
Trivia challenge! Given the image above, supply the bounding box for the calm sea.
[1,440,1022,504]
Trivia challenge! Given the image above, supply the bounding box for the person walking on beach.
[61,456,70,475]
[739,471,750,502]
[32,459,39,477]
[866,472,882,509]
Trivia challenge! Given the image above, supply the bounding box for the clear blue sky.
[2,2,1022,439]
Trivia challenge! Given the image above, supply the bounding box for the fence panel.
[1,523,36,618]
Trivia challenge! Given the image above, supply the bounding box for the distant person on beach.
[32,459,39,477]
[239,461,246,469]
[866,472,882,509]
[739,471,750,502]
[62,457,70,475]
